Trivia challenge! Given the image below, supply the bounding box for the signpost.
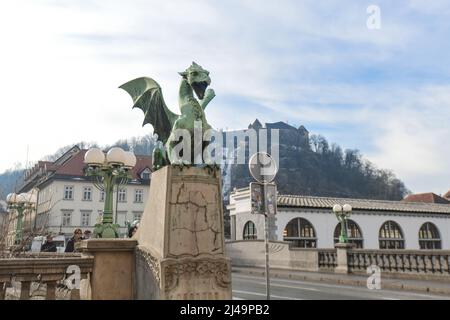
[249,152,278,300]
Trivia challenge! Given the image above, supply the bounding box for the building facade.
[17,146,152,241]
[228,187,450,250]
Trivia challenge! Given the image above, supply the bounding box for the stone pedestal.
[79,239,137,300]
[135,165,232,300]
[334,242,355,274]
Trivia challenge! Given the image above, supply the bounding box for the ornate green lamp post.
[332,204,352,243]
[6,192,36,245]
[84,147,136,238]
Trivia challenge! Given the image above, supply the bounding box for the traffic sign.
[249,152,278,183]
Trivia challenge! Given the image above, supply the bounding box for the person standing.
[41,235,57,252]
[83,230,92,240]
[65,228,83,253]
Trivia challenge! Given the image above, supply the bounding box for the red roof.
[55,149,152,180]
[403,193,449,204]
[55,150,87,176]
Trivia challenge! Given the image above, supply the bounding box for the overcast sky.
[0,0,449,195]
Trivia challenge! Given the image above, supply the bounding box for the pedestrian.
[128,220,139,238]
[65,228,83,253]
[83,230,92,240]
[41,235,57,252]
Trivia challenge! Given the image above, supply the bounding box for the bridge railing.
[0,252,94,300]
[317,249,337,271]
[347,249,450,279]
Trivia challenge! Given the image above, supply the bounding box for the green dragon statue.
[119,62,216,170]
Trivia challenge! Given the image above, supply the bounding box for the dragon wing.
[119,77,179,144]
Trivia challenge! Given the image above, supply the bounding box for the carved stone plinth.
[135,166,232,300]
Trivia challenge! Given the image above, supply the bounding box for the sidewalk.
[232,266,450,296]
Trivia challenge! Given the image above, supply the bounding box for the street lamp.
[84,147,136,238]
[6,192,36,245]
[332,204,352,243]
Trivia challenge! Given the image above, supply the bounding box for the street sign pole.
[249,152,278,301]
[262,181,270,300]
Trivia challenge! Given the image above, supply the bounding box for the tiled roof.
[51,149,152,181]
[403,193,449,204]
[132,155,153,179]
[277,194,450,214]
[55,150,87,176]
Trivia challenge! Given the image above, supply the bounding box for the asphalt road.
[232,273,450,300]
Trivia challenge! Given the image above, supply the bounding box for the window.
[99,190,105,202]
[117,211,127,226]
[283,218,316,248]
[243,221,257,240]
[62,210,72,226]
[64,186,74,200]
[96,210,103,224]
[419,222,441,249]
[81,211,91,227]
[134,189,144,203]
[118,188,127,203]
[133,212,142,222]
[83,187,92,201]
[379,221,404,249]
[334,220,364,248]
[141,168,151,180]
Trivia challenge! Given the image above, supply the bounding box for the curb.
[233,268,450,296]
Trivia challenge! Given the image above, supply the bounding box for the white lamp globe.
[6,193,17,204]
[343,204,352,212]
[332,204,342,213]
[123,151,137,169]
[84,148,105,166]
[16,193,28,204]
[106,147,126,166]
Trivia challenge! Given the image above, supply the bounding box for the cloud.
[0,0,449,194]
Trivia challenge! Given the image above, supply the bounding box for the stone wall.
[226,240,319,272]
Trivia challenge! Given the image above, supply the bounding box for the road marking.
[241,279,319,291]
[233,296,245,300]
[232,290,303,300]
[233,273,449,300]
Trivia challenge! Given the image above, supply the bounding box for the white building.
[19,146,152,240]
[228,187,450,250]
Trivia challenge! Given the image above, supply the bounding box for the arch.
[419,222,441,249]
[333,219,364,248]
[283,217,317,248]
[379,220,404,249]
[243,221,257,240]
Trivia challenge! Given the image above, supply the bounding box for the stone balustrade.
[317,249,337,271]
[347,249,450,280]
[0,252,94,300]
[226,241,450,281]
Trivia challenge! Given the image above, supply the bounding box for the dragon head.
[179,62,211,99]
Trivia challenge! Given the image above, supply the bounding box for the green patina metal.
[120,62,215,169]
[14,206,25,245]
[86,166,131,238]
[335,212,349,243]
[7,203,29,245]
